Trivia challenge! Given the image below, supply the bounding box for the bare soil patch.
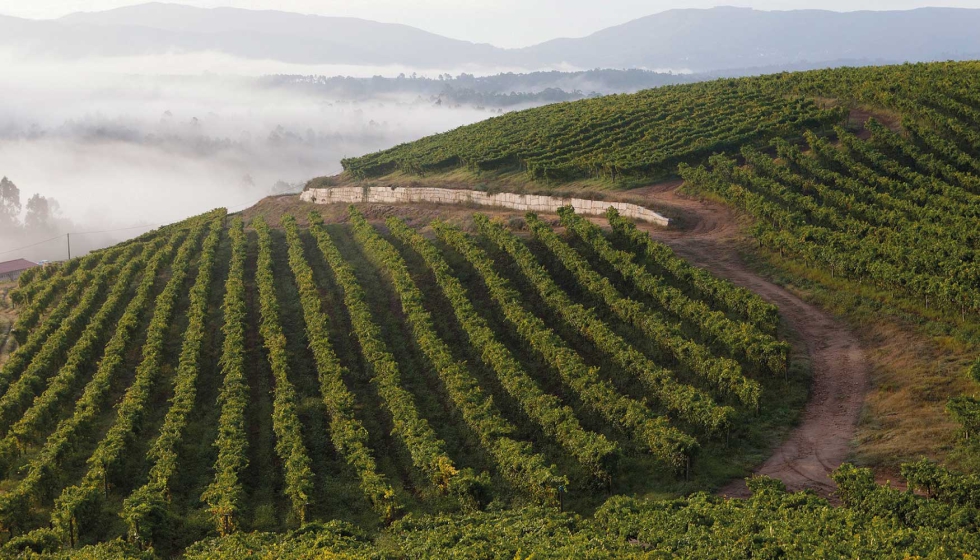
[240,195,533,232]
[847,107,903,140]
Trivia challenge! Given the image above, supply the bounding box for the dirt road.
[631,183,870,497]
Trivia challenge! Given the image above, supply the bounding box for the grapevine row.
[476,214,732,433]
[387,216,618,477]
[9,254,95,343]
[348,207,565,502]
[121,216,224,543]
[535,210,759,407]
[0,241,153,462]
[49,215,215,541]
[309,217,465,491]
[201,218,250,535]
[433,220,695,469]
[685,148,979,314]
[282,214,397,521]
[252,217,314,523]
[342,80,843,183]
[11,259,71,306]
[12,262,51,291]
[569,207,789,374]
[604,208,779,333]
[0,225,188,535]
[0,246,140,431]
[0,260,111,396]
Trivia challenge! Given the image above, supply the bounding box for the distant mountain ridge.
[3,3,980,72]
[520,7,980,72]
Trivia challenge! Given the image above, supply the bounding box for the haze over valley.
[5,2,980,261]
[0,58,497,261]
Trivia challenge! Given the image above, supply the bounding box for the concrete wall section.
[300,187,669,226]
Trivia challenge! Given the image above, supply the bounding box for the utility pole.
[67,233,71,260]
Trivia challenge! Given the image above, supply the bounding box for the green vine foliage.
[8,60,980,557]
[309,216,464,494]
[1,268,100,393]
[252,217,315,525]
[51,212,222,543]
[0,243,152,466]
[434,219,695,470]
[341,79,843,183]
[201,217,250,536]
[544,210,758,409]
[283,214,398,522]
[593,207,789,374]
[388,216,618,479]
[477,214,731,436]
[0,213,210,536]
[0,247,145,431]
[122,216,225,546]
[348,207,563,504]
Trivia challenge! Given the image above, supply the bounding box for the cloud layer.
[0,49,494,261]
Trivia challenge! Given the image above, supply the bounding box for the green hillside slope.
[0,204,805,556]
[341,59,980,466]
[8,60,980,557]
[342,79,843,183]
[341,61,980,186]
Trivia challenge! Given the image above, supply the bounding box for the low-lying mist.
[0,50,505,262]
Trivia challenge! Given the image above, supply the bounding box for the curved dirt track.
[629,183,870,498]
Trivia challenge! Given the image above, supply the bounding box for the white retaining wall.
[301,186,669,226]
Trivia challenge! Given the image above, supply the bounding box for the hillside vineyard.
[0,205,783,551]
[8,60,980,556]
[341,62,980,185]
[341,80,843,182]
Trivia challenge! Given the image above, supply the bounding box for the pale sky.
[2,1,979,47]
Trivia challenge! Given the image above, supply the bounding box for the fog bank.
[0,50,503,262]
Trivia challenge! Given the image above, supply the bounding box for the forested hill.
[340,61,980,184]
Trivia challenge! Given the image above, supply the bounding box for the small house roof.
[0,259,38,276]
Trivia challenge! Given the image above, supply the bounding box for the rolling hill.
[0,197,804,555]
[3,4,980,72]
[4,60,980,557]
[0,4,497,67]
[515,7,980,72]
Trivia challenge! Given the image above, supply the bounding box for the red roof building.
[0,259,38,283]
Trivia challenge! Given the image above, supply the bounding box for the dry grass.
[238,193,566,233]
[856,323,972,466]
[745,250,979,469]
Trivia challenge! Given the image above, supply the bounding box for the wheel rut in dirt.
[631,185,870,498]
